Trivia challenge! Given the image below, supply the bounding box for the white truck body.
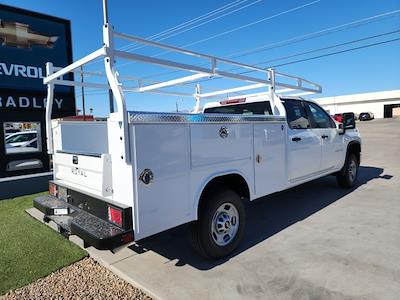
[50,103,360,240]
[33,1,361,256]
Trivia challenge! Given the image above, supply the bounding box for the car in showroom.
[5,130,39,153]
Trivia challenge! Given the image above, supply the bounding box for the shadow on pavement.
[130,166,389,270]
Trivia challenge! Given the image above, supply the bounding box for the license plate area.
[54,208,69,215]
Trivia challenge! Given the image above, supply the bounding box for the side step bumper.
[33,195,134,250]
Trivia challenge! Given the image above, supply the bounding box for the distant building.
[315,90,400,118]
[62,115,94,121]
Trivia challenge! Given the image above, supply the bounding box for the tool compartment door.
[253,123,286,197]
[134,124,191,240]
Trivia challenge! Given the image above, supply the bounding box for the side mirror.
[338,112,356,134]
[343,112,356,129]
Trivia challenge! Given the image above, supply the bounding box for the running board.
[33,195,134,249]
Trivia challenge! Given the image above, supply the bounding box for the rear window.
[204,101,272,115]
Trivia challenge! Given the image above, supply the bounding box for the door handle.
[292,137,301,142]
[321,135,329,139]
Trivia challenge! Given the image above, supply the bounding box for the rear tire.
[337,153,359,188]
[191,188,246,259]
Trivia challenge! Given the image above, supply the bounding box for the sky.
[1,0,399,116]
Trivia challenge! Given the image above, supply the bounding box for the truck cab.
[204,95,361,187]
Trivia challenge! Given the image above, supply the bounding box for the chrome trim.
[128,111,286,124]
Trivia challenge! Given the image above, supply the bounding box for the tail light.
[49,182,57,197]
[108,206,122,226]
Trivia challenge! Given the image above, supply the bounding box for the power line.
[270,36,400,68]
[192,34,400,87]
[81,32,400,100]
[119,0,247,51]
[218,29,400,73]
[120,0,246,49]
[120,0,262,52]
[86,1,261,66]
[117,0,321,69]
[176,0,321,50]
[144,0,321,55]
[230,8,400,58]
[140,9,400,79]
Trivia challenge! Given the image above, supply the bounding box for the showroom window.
[3,122,42,155]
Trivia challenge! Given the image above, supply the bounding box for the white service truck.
[33,3,361,258]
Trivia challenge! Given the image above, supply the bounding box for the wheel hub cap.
[349,160,357,182]
[211,203,239,246]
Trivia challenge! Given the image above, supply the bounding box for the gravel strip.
[1,258,152,300]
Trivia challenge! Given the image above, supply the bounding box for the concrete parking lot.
[84,119,399,299]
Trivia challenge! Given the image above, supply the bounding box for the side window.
[305,102,335,128]
[282,100,310,129]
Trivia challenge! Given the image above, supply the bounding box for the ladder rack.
[44,30,322,102]
[43,0,322,162]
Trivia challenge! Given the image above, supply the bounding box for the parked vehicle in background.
[333,113,343,123]
[359,112,374,121]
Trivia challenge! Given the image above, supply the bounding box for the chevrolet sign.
[0,20,58,48]
[0,62,45,78]
[0,3,75,115]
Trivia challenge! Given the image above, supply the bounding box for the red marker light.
[108,206,122,226]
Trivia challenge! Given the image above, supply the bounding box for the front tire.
[191,188,246,259]
[337,153,359,188]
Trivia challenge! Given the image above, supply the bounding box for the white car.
[5,131,38,153]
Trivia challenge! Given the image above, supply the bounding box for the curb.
[25,207,162,300]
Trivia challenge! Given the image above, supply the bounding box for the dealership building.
[0,4,76,199]
[315,89,400,118]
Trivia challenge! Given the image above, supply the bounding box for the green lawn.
[0,193,87,295]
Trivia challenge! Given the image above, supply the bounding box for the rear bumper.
[33,193,134,250]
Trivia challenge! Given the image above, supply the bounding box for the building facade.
[315,90,400,119]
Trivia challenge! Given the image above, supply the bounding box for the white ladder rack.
[43,0,322,163]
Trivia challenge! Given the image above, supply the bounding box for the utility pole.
[80,66,86,121]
